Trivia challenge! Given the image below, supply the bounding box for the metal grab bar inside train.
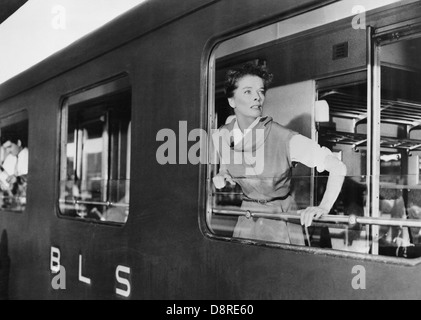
[59,199,129,208]
[212,207,421,228]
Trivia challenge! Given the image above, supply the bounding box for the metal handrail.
[59,198,129,208]
[213,208,421,228]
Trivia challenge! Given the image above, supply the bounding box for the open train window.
[58,76,131,225]
[207,15,369,253]
[0,111,28,213]
[205,2,421,263]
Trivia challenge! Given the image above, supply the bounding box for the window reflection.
[59,83,131,224]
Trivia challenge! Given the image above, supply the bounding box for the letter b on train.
[51,247,66,290]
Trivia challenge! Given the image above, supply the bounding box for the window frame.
[57,74,131,226]
[201,7,421,266]
[0,110,29,214]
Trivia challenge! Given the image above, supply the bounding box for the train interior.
[0,112,28,212]
[318,36,421,257]
[208,17,421,259]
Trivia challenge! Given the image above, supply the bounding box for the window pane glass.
[208,25,366,251]
[377,35,421,258]
[211,175,370,251]
[59,81,131,224]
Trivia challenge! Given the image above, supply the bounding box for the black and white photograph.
[0,0,421,303]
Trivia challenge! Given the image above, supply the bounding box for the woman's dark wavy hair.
[224,63,273,98]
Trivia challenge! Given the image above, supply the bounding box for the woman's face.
[229,75,266,121]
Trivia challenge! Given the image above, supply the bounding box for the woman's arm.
[290,135,347,227]
[300,155,346,227]
[211,131,236,189]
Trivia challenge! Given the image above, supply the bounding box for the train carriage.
[0,0,421,300]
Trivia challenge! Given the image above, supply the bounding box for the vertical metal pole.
[311,82,317,208]
[125,122,131,206]
[60,101,69,202]
[366,26,372,247]
[370,26,382,255]
[207,52,217,232]
[103,113,110,204]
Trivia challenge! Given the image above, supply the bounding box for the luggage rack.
[319,90,421,152]
[319,131,421,153]
[320,90,421,129]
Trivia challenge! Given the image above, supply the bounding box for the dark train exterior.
[0,0,421,300]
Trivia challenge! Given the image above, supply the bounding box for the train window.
[0,111,28,213]
[206,5,421,262]
[58,76,131,224]
[207,19,369,253]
